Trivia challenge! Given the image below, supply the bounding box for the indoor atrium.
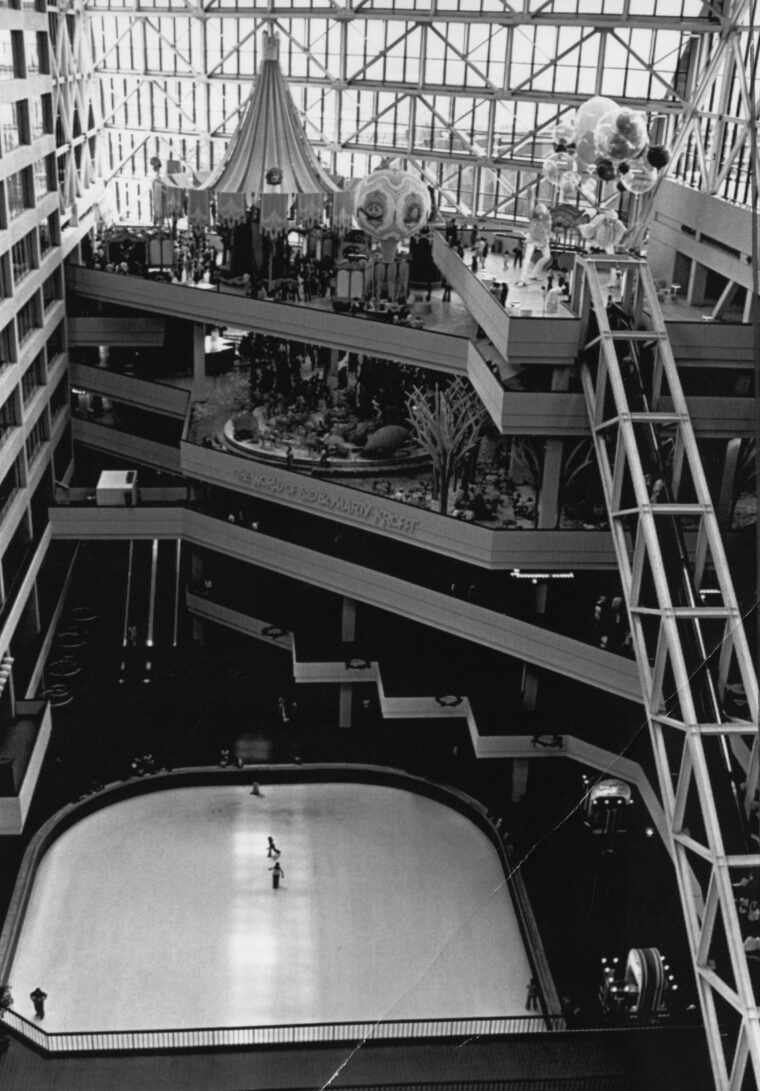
[0,2,758,1089]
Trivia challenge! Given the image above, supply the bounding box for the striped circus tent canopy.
[200,30,338,205]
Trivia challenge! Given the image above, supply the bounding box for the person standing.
[269,860,284,889]
[267,836,280,858]
[526,977,539,1011]
[499,281,509,306]
[512,242,524,269]
[30,987,47,1019]
[441,276,452,302]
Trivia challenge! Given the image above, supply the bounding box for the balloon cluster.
[542,95,671,197]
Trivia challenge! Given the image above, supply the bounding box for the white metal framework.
[576,254,760,1091]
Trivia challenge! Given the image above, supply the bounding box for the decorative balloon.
[594,157,617,182]
[646,145,671,170]
[594,107,649,163]
[620,159,658,195]
[353,169,431,260]
[574,96,618,169]
[553,120,576,150]
[542,150,575,187]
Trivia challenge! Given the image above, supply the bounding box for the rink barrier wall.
[0,1011,566,1053]
[0,762,563,1054]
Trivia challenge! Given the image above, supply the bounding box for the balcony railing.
[1,1010,565,1054]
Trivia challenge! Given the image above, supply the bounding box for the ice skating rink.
[8,782,532,1032]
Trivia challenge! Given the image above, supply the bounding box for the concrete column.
[190,550,204,583]
[341,597,357,643]
[339,683,352,728]
[192,324,206,394]
[538,438,563,528]
[17,585,41,642]
[521,663,539,711]
[686,260,708,307]
[511,758,529,802]
[743,290,756,324]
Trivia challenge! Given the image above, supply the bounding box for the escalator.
[120,539,182,683]
[576,255,759,1091]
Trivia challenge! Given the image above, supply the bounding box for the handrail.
[1,1010,564,1053]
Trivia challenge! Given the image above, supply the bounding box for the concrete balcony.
[0,700,52,835]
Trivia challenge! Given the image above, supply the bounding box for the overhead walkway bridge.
[575,255,759,1091]
[48,502,640,704]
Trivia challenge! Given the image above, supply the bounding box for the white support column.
[579,254,760,1091]
[338,683,352,729]
[341,596,357,643]
[538,439,563,529]
[192,323,206,394]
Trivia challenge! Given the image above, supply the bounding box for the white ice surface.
[8,782,531,1031]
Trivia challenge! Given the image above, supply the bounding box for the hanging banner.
[331,189,355,233]
[260,192,289,236]
[216,190,246,226]
[297,192,323,227]
[164,185,185,216]
[152,179,166,222]
[187,188,211,229]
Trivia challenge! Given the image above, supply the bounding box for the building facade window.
[42,270,60,310]
[0,459,19,522]
[0,101,21,153]
[0,31,16,78]
[39,211,58,254]
[29,95,51,141]
[0,392,17,444]
[6,167,32,219]
[0,322,14,367]
[23,32,48,77]
[16,294,40,344]
[49,373,67,419]
[46,321,63,359]
[21,351,43,404]
[33,155,54,200]
[11,230,35,283]
[25,415,47,463]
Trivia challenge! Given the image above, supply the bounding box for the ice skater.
[269,860,284,889]
[30,987,47,1019]
[266,836,280,858]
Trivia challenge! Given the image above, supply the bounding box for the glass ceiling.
[81,0,758,222]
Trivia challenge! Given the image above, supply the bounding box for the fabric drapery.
[152,179,166,221]
[331,189,355,233]
[296,192,323,227]
[260,192,289,236]
[187,188,211,228]
[216,190,247,226]
[164,185,185,216]
[200,32,338,203]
